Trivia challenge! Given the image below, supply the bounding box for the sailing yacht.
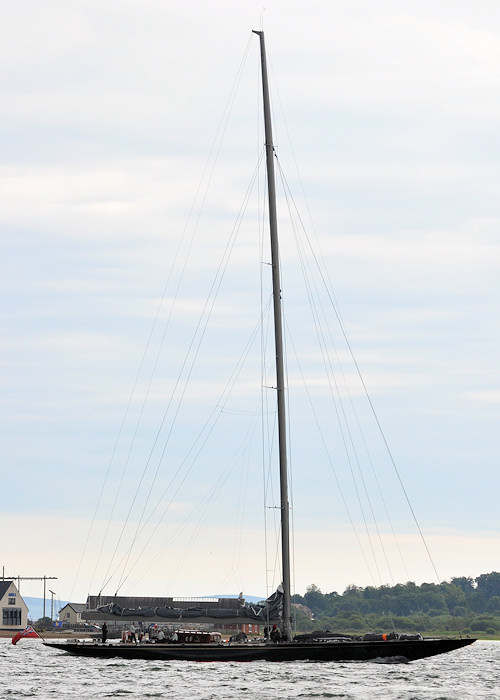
[45,31,475,663]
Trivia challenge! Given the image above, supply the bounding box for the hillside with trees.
[292,572,500,637]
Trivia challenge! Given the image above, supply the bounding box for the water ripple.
[1,639,498,700]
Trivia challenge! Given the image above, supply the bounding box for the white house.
[0,580,28,630]
[59,602,87,626]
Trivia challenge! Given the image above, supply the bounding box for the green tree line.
[292,571,500,636]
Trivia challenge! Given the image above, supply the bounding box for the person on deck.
[270,624,281,642]
[101,622,108,644]
[130,623,137,643]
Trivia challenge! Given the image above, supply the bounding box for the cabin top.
[86,595,244,611]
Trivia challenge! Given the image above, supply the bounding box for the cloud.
[1,2,499,605]
[462,390,500,404]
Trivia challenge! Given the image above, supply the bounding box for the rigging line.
[279,192,404,589]
[277,162,382,586]
[283,315,378,585]
[111,155,266,593]
[350,415,411,583]
[264,66,396,519]
[279,289,296,600]
[129,410,261,594]
[116,430,247,595]
[101,146,264,594]
[276,158,433,584]
[94,162,205,592]
[283,195,387,586]
[261,309,277,600]
[293,215,443,585]
[111,300,271,594]
[264,418,281,587]
[293,219,406,584]
[167,412,260,594]
[262,77,432,591]
[219,407,271,416]
[132,481,226,594]
[259,144,274,602]
[91,239,191,593]
[260,375,273,601]
[297,248,386,584]
[267,78,388,565]
[119,320,267,594]
[163,479,231,595]
[272,205,423,616]
[261,355,280,595]
[105,397,236,595]
[258,151,284,601]
[360,383,443,582]
[75,258,180,599]
[258,153,296,593]
[259,292,281,601]
[149,447,243,592]
[269,518,282,595]
[231,430,252,587]
[275,170,376,582]
[119,297,267,562]
[216,415,260,595]
[269,59,396,578]
[121,334,264,594]
[94,36,253,595]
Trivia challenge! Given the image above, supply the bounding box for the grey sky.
[1,1,499,602]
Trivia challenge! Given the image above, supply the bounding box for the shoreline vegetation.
[292,571,500,639]
[5,571,498,642]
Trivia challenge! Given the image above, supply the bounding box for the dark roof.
[60,602,87,613]
[0,580,13,598]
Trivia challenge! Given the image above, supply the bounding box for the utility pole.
[49,590,56,622]
[1,574,57,619]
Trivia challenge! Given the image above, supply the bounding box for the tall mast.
[253,29,292,641]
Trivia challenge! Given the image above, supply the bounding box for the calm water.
[1,639,498,699]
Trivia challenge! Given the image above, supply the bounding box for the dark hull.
[44,637,475,662]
